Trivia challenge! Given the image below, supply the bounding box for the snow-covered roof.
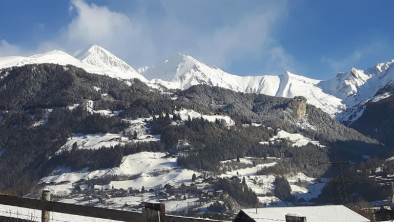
[241,205,369,222]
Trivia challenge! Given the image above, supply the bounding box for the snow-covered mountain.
[139,53,394,121]
[319,60,394,123]
[0,46,147,81]
[139,53,344,116]
[1,44,393,122]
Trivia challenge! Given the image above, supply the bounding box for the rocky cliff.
[287,96,307,119]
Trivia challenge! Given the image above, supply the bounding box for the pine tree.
[133,131,138,140]
[72,142,78,152]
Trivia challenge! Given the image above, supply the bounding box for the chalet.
[234,205,369,222]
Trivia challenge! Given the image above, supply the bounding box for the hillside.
[0,64,385,199]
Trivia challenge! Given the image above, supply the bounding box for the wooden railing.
[0,191,221,222]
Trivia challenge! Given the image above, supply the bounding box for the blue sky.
[0,0,393,80]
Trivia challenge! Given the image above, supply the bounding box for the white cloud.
[40,0,156,66]
[194,14,276,67]
[269,46,296,73]
[152,1,292,73]
[7,0,296,75]
[321,42,384,72]
[0,40,23,57]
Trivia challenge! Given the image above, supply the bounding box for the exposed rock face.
[287,96,307,119]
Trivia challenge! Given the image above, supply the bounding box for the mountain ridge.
[0,45,393,122]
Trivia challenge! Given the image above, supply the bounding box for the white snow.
[372,92,392,102]
[241,205,369,222]
[320,60,394,121]
[55,133,130,154]
[174,109,234,126]
[67,104,80,110]
[40,152,199,194]
[261,130,325,147]
[93,110,123,117]
[221,162,277,177]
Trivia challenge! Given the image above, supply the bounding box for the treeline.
[47,142,164,172]
[170,118,273,171]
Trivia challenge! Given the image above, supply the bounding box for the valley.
[0,45,393,220]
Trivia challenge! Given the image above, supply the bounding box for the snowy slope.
[319,60,394,123]
[320,60,394,104]
[40,152,198,194]
[260,130,325,147]
[141,54,344,116]
[0,48,147,81]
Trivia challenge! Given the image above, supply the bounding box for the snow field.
[173,109,235,126]
[55,133,131,154]
[40,152,199,194]
[260,130,325,147]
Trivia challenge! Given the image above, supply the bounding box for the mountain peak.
[72,45,146,81]
[140,53,202,81]
[73,44,110,61]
